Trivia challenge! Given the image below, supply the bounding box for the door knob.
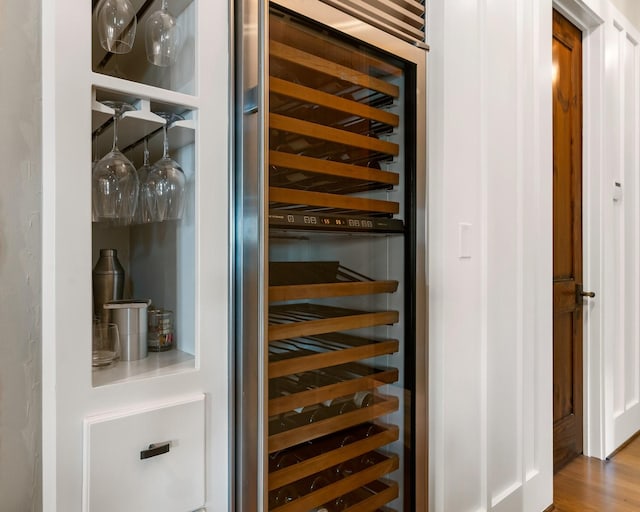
[576,284,595,302]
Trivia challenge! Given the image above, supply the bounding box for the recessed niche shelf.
[91,0,196,95]
[92,349,195,388]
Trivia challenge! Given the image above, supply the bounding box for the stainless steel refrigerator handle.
[244,87,259,115]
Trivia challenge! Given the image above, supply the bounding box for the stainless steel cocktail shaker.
[92,249,124,322]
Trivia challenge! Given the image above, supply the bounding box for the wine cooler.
[235,1,428,511]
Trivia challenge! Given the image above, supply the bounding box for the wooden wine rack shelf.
[269,187,399,217]
[269,151,399,188]
[270,78,400,127]
[270,280,398,302]
[343,480,399,512]
[269,304,399,342]
[269,424,400,490]
[270,114,399,156]
[269,365,398,416]
[269,394,399,452]
[269,15,402,79]
[270,41,400,98]
[269,334,399,378]
[271,454,399,512]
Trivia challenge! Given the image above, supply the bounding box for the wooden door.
[552,10,584,473]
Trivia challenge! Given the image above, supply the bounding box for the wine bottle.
[334,456,359,478]
[268,485,300,509]
[358,451,379,468]
[270,375,311,399]
[299,404,332,424]
[306,472,333,493]
[269,413,298,435]
[353,390,375,408]
[324,396,357,415]
[269,449,301,472]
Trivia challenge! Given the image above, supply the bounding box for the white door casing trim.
[553,0,640,461]
[553,0,607,460]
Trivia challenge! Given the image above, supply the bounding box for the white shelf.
[126,118,196,164]
[92,349,196,388]
[91,97,114,132]
[91,72,199,109]
[92,97,196,164]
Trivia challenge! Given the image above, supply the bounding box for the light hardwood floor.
[554,435,640,511]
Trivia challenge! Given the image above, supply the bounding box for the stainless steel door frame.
[234,1,427,510]
[234,0,269,511]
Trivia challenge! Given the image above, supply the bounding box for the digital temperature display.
[269,210,404,234]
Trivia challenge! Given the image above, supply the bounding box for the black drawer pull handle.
[140,442,171,460]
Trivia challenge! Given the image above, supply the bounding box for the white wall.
[606,8,640,452]
[0,0,42,510]
[428,0,554,510]
[555,0,640,461]
[610,0,640,30]
[574,0,640,458]
[428,0,640,507]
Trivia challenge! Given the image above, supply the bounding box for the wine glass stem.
[112,114,119,152]
[143,137,150,165]
[162,123,170,159]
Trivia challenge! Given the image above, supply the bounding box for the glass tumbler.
[92,320,121,367]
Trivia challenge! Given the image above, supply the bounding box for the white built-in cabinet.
[41,1,230,511]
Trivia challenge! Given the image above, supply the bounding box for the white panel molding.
[602,10,622,457]
[426,0,446,508]
[490,0,522,495]
[612,14,640,449]
[523,1,554,510]
[624,30,640,411]
[491,482,523,509]
[479,0,489,508]
[586,0,640,457]
[581,4,607,460]
[428,0,487,508]
[515,0,527,501]
[429,0,554,510]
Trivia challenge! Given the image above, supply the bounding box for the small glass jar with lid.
[147,307,174,351]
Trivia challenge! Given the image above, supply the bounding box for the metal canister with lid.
[103,299,151,361]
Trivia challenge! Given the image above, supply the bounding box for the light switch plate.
[458,222,472,259]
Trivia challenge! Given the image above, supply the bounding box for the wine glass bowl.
[92,101,140,225]
[147,154,186,220]
[145,112,186,221]
[95,0,137,54]
[145,0,182,67]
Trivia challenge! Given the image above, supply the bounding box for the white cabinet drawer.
[83,395,205,512]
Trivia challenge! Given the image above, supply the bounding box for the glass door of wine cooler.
[235,2,427,511]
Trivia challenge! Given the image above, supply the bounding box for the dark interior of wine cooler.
[266,6,417,511]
